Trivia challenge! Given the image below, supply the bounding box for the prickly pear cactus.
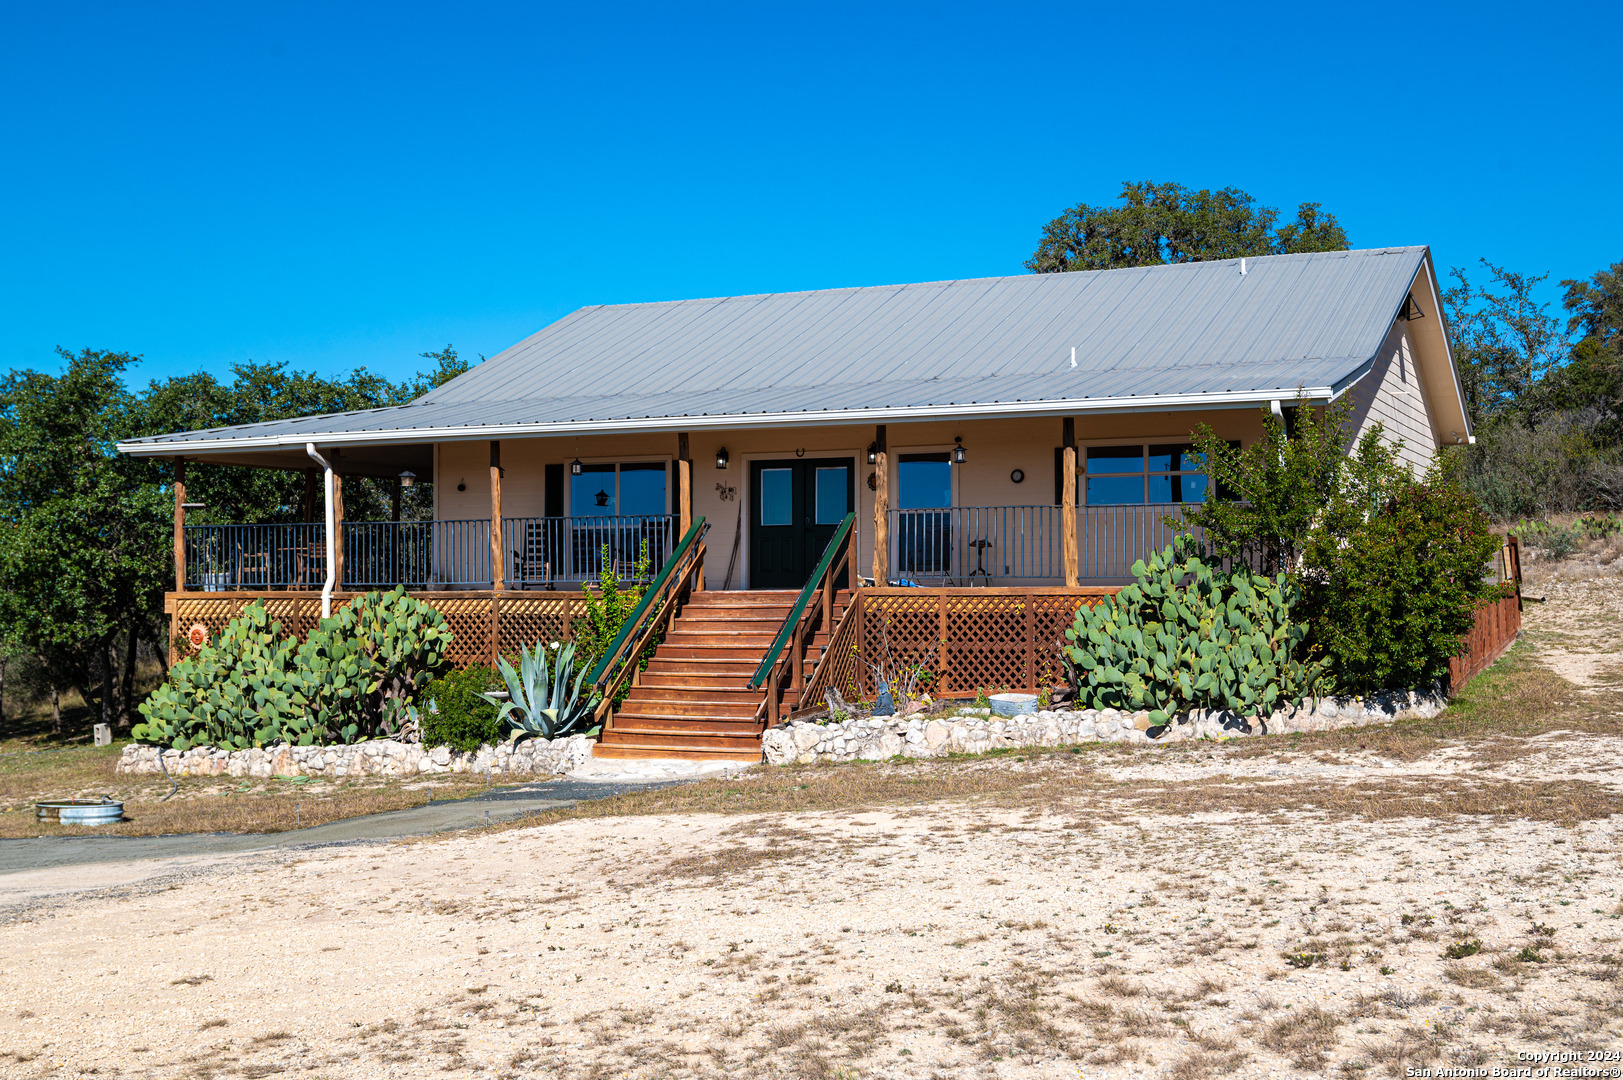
[1061,536,1330,725]
[134,589,455,750]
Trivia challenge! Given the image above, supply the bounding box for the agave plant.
[495,641,598,742]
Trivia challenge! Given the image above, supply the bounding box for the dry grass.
[0,742,489,838]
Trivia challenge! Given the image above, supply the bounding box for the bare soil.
[2,577,1621,1079]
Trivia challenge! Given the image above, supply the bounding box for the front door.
[749,458,854,588]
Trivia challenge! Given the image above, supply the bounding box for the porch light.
[716,446,729,469]
[866,442,878,465]
[570,457,583,476]
[398,470,416,488]
[952,437,966,465]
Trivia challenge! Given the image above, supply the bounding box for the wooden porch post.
[302,468,316,524]
[871,424,888,586]
[676,432,693,537]
[1062,417,1079,588]
[332,449,345,588]
[490,440,505,590]
[172,458,187,592]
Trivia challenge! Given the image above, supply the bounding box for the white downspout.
[305,442,336,619]
[1269,399,1285,424]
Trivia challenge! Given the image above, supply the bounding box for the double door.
[749,458,854,588]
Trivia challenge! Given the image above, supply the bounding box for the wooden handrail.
[748,513,855,722]
[587,517,709,729]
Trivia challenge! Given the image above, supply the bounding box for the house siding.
[1346,319,1438,473]
[432,411,1269,589]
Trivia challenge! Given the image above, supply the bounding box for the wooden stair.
[593,589,850,761]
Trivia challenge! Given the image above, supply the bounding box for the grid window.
[1084,443,1208,505]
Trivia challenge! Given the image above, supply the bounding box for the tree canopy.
[1025,180,1350,274]
[0,345,474,733]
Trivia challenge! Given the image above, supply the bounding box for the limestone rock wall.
[115,734,595,779]
[762,691,1447,766]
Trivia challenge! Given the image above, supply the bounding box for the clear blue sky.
[2,1,1618,389]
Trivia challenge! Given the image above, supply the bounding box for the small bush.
[420,665,503,751]
[1443,939,1482,960]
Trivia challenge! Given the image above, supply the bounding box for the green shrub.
[133,587,454,751]
[420,664,503,751]
[1187,400,1504,695]
[1061,537,1329,723]
[1301,467,1502,692]
[575,542,653,673]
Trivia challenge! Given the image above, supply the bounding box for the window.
[570,462,668,517]
[1084,443,1208,505]
[898,453,952,509]
[760,468,792,526]
[814,466,849,525]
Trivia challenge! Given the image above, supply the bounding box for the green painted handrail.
[585,517,707,690]
[748,513,855,690]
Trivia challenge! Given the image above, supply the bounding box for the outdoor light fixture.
[570,458,583,476]
[866,442,878,465]
[952,437,967,465]
[594,488,611,508]
[716,446,730,469]
[398,470,416,488]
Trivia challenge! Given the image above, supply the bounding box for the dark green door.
[750,458,854,588]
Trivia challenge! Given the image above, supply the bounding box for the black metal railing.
[184,523,328,591]
[504,514,673,588]
[181,514,676,591]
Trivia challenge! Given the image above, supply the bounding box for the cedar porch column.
[332,449,345,587]
[871,424,888,586]
[172,458,187,592]
[490,440,505,590]
[676,432,693,538]
[1062,417,1079,587]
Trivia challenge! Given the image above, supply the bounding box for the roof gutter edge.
[116,386,1335,455]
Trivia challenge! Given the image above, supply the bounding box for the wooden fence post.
[1024,592,1036,690]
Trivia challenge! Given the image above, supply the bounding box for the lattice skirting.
[167,591,593,669]
[808,587,1118,704]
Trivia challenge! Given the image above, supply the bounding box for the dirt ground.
[3,577,1622,1079]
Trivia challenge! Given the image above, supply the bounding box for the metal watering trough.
[36,797,125,826]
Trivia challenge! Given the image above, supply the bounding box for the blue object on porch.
[888,578,921,588]
[873,685,895,716]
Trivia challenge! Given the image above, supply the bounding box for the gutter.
[117,385,1339,455]
[304,442,337,619]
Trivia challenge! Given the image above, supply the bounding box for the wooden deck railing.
[749,513,856,722]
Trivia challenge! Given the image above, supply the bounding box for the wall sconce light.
[952,437,967,465]
[398,470,416,488]
[866,442,878,465]
[456,478,466,492]
[570,458,583,476]
[716,446,730,469]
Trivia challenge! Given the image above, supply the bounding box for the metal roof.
[121,246,1435,455]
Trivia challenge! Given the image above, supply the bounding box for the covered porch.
[163,412,1253,598]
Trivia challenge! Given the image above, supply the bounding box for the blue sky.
[2,1,1618,389]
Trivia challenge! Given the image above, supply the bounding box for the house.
[119,245,1473,759]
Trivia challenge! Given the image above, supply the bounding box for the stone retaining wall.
[762,690,1446,766]
[116,734,594,779]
